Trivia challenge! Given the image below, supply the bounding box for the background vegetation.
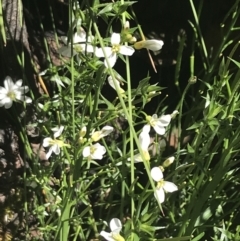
[0,0,240,240]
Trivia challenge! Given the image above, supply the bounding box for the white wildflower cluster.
[126,110,179,206]
[95,32,163,69]
[0,76,32,109]
[128,110,178,163]
[59,21,163,70]
[1,18,180,241]
[42,125,114,161]
[81,125,114,160]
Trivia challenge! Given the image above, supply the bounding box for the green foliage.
[1,0,240,241]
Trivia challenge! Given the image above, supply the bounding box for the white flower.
[0,76,32,109]
[151,167,178,203]
[82,143,106,160]
[60,29,94,56]
[91,126,114,142]
[108,76,125,94]
[100,218,125,241]
[134,39,164,51]
[128,125,151,163]
[95,32,135,68]
[146,114,171,135]
[43,126,68,159]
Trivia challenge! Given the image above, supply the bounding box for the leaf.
[115,1,137,14]
[140,202,149,216]
[209,106,222,118]
[186,122,203,130]
[98,3,113,15]
[191,232,205,241]
[207,118,219,131]
[187,143,195,153]
[227,57,240,68]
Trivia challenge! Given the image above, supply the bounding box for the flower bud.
[124,21,130,29]
[171,110,179,119]
[163,156,175,168]
[129,36,137,44]
[134,39,164,51]
[188,76,197,84]
[79,126,87,143]
[80,126,87,137]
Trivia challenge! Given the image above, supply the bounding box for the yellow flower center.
[112,233,125,241]
[90,145,97,154]
[74,44,83,52]
[112,44,120,53]
[7,91,16,100]
[157,180,164,189]
[49,139,69,148]
[146,115,156,127]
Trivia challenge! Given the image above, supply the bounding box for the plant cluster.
[1,0,240,241]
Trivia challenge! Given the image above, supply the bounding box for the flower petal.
[43,137,52,147]
[0,87,8,94]
[146,40,164,51]
[52,144,60,155]
[91,143,106,160]
[101,126,114,136]
[119,46,135,56]
[4,76,14,91]
[127,153,143,163]
[153,125,166,135]
[19,86,30,94]
[53,126,64,138]
[142,124,151,134]
[104,53,117,68]
[158,114,171,126]
[15,79,23,87]
[4,99,13,109]
[108,76,120,90]
[100,231,115,241]
[108,76,125,94]
[82,146,91,158]
[111,33,121,45]
[151,167,163,182]
[95,47,112,58]
[163,181,178,193]
[73,31,86,43]
[155,188,165,203]
[139,130,150,151]
[46,147,53,159]
[84,44,94,53]
[61,36,68,45]
[110,218,122,233]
